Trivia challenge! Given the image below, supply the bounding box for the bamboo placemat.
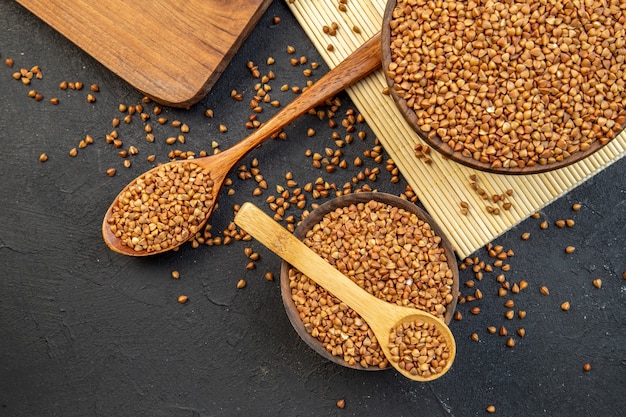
[286,0,626,259]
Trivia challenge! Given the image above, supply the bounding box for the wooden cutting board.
[16,0,272,107]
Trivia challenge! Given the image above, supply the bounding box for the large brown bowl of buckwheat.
[381,0,626,174]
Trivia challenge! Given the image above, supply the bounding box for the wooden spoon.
[102,32,382,256]
[234,202,456,382]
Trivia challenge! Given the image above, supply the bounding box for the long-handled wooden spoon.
[234,202,456,382]
[102,32,382,256]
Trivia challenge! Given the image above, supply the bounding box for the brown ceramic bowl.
[279,192,459,371]
[381,0,622,175]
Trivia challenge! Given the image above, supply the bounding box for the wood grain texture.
[16,0,272,107]
[286,0,626,258]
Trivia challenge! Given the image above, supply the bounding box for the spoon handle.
[234,202,394,321]
[222,32,382,164]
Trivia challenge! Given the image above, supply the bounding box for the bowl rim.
[380,0,618,175]
[279,191,460,371]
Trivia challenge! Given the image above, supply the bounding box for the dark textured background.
[1,1,624,416]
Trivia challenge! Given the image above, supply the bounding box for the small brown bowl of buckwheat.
[382,0,626,174]
[280,192,459,371]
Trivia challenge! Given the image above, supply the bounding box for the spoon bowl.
[234,202,457,382]
[102,33,383,256]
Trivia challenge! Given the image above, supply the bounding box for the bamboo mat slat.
[286,0,626,258]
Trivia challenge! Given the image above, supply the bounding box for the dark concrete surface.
[1,1,624,416]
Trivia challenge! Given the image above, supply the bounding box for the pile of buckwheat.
[387,0,626,169]
[288,199,455,368]
[107,161,215,252]
[388,318,452,377]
